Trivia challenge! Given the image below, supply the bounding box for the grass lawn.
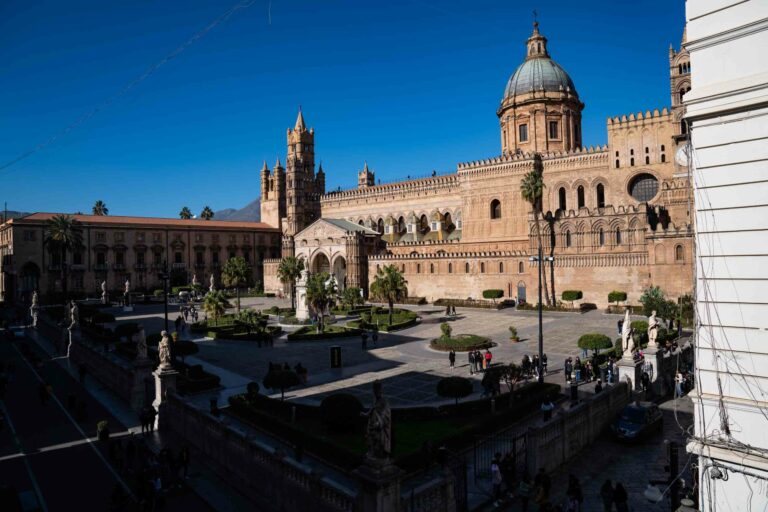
[431,334,493,351]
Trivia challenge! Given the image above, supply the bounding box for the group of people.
[444,305,458,317]
[521,353,548,379]
[361,329,379,350]
[180,305,199,324]
[467,349,493,374]
[564,356,613,385]
[266,361,309,385]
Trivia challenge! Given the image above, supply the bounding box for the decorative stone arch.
[490,198,502,219]
[453,210,463,230]
[550,181,570,212]
[376,217,384,235]
[590,177,608,208]
[574,221,588,250]
[559,222,575,248]
[625,170,661,203]
[628,217,643,246]
[572,179,589,209]
[591,219,609,248]
[331,254,347,290]
[310,250,331,274]
[675,244,685,263]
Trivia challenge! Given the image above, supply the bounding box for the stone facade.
[0,213,280,303]
[262,23,694,307]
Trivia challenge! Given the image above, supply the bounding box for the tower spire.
[526,20,549,59]
[294,107,306,131]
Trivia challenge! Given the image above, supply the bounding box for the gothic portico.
[292,219,380,295]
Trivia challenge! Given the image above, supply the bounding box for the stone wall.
[525,382,631,475]
[263,258,282,294]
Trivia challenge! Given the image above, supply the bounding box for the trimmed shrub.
[430,334,493,352]
[579,303,597,313]
[287,325,362,341]
[562,290,583,308]
[440,322,452,339]
[153,289,164,298]
[320,393,364,432]
[434,298,506,310]
[608,291,627,306]
[577,333,613,354]
[508,326,519,341]
[482,289,504,303]
[630,320,649,333]
[436,376,474,405]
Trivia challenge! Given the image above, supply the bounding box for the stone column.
[152,367,178,431]
[131,358,155,412]
[345,235,363,290]
[354,459,404,512]
[295,275,309,321]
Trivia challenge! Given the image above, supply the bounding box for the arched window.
[417,263,421,273]
[558,187,567,211]
[645,156,650,164]
[675,245,684,262]
[419,214,430,233]
[518,261,524,273]
[577,186,585,208]
[499,262,504,273]
[490,199,502,219]
[465,262,470,273]
[448,263,453,274]
[377,218,384,234]
[661,154,666,163]
[615,159,620,168]
[430,263,434,274]
[599,228,605,246]
[596,184,605,208]
[565,230,572,248]
[358,220,364,226]
[398,216,406,233]
[681,120,688,134]
[645,147,649,154]
[480,262,485,273]
[401,264,405,272]
[616,228,622,245]
[630,157,635,166]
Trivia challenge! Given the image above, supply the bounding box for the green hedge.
[562,290,583,302]
[430,334,493,352]
[577,333,613,352]
[287,325,363,341]
[345,308,418,332]
[482,289,504,300]
[608,291,627,305]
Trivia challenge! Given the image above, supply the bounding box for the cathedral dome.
[502,22,578,102]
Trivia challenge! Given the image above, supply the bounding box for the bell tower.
[669,27,691,138]
[283,109,322,236]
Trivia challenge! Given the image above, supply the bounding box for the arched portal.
[312,253,330,274]
[517,281,527,304]
[332,256,347,290]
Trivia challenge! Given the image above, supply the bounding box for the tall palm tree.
[277,256,304,310]
[44,214,84,302]
[92,200,108,216]
[306,272,336,332]
[203,290,230,325]
[221,256,251,313]
[520,156,551,306]
[200,206,214,220]
[179,207,192,219]
[545,210,559,307]
[370,264,408,325]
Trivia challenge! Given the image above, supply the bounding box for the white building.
[685,1,768,510]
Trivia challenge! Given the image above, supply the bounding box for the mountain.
[214,198,261,222]
[2,210,29,222]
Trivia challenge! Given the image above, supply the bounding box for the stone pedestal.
[642,346,667,396]
[295,281,309,321]
[152,367,178,431]
[354,458,404,512]
[131,358,154,412]
[617,356,643,391]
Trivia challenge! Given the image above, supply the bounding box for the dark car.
[611,401,663,441]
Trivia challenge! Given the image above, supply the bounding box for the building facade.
[262,23,695,307]
[686,1,768,509]
[0,213,281,303]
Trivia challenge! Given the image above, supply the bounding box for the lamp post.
[529,246,554,383]
[158,263,170,333]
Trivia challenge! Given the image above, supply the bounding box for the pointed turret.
[525,21,549,60]
[294,108,306,132]
[261,160,269,172]
[274,156,283,170]
[358,161,375,189]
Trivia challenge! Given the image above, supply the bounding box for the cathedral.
[260,23,694,307]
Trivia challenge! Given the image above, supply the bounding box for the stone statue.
[621,309,634,358]
[136,325,148,360]
[647,310,659,348]
[209,274,216,293]
[101,281,108,305]
[68,301,79,331]
[192,274,199,287]
[30,291,39,328]
[364,380,392,460]
[124,278,131,306]
[158,330,172,370]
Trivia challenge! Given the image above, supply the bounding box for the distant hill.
[2,210,29,222]
[214,198,261,222]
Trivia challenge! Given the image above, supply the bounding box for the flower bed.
[430,334,493,352]
[346,308,418,332]
[286,325,362,341]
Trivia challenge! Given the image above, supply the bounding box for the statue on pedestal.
[30,290,39,328]
[363,380,392,461]
[68,301,79,332]
[621,309,634,359]
[101,281,108,305]
[136,325,148,360]
[209,274,216,293]
[124,279,131,306]
[647,310,659,348]
[158,331,172,370]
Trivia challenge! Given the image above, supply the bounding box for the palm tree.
[370,264,408,325]
[200,206,214,220]
[43,214,84,302]
[277,256,304,311]
[92,200,108,216]
[520,156,551,306]
[306,272,337,332]
[221,256,251,313]
[179,207,192,219]
[203,290,230,325]
[545,210,559,307]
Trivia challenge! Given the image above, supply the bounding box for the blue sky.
[0,0,686,218]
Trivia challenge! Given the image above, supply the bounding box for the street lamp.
[157,262,170,333]
[529,245,554,383]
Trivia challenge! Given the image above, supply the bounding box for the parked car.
[610,401,663,441]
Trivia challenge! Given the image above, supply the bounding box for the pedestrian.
[564,358,572,383]
[595,379,603,393]
[148,407,157,432]
[448,350,456,369]
[541,399,554,421]
[532,354,540,379]
[179,446,190,479]
[574,357,582,382]
[617,319,623,336]
[613,482,629,512]
[501,452,515,497]
[446,305,451,317]
[468,351,475,375]
[485,349,493,370]
[140,408,148,434]
[523,355,531,377]
[641,371,651,398]
[675,371,684,397]
[491,453,503,507]
[174,315,182,333]
[600,479,614,512]
[517,472,532,512]
[361,331,368,350]
[475,351,482,373]
[541,353,548,375]
[607,358,615,384]
[451,305,457,317]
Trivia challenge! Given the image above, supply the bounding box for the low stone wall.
[163,393,357,512]
[525,382,631,474]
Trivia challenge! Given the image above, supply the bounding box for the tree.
[221,256,251,313]
[608,291,627,308]
[200,206,214,220]
[306,272,337,332]
[44,214,84,302]
[544,210,558,308]
[203,290,230,325]
[520,157,552,306]
[482,289,504,304]
[577,333,613,355]
[263,368,301,400]
[436,376,473,405]
[508,325,519,341]
[561,290,583,309]
[440,322,452,340]
[370,264,408,325]
[92,200,108,216]
[179,207,192,219]
[639,286,666,318]
[341,286,363,310]
[277,256,304,311]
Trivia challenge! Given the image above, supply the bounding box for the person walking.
[541,353,548,375]
[599,479,614,512]
[174,315,182,334]
[541,399,554,422]
[484,349,493,370]
[448,350,456,369]
[468,351,475,375]
[613,482,629,512]
[372,329,378,347]
[564,358,572,383]
[675,371,684,397]
[566,474,583,512]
